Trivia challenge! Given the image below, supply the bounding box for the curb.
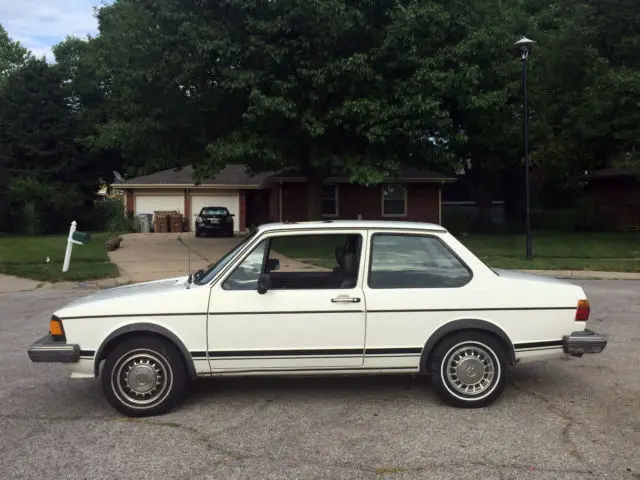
[520,270,640,280]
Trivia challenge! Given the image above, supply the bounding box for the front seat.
[339,252,359,288]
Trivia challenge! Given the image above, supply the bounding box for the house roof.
[112,165,277,189]
[112,164,455,189]
[269,166,455,183]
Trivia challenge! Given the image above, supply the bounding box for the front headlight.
[196,216,203,223]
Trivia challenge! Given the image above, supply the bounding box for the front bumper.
[27,335,80,363]
[563,329,607,357]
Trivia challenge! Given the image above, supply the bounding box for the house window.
[382,184,406,216]
[321,185,338,217]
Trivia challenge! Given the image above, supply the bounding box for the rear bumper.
[27,335,80,363]
[563,329,607,357]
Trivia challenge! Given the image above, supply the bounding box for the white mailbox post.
[62,221,90,272]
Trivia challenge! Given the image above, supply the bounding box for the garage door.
[134,195,183,221]
[191,194,240,232]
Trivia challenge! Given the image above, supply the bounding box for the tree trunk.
[306,176,323,221]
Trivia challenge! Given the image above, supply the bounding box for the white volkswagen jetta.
[28,220,607,416]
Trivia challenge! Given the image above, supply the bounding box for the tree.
[0,58,99,233]
[0,24,30,87]
[91,0,459,218]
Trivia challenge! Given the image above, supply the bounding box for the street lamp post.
[513,36,534,260]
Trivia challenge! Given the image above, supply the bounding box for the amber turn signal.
[49,316,65,338]
[575,299,590,321]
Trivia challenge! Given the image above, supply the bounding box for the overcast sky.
[1,0,108,62]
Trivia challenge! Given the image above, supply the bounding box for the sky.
[0,0,108,62]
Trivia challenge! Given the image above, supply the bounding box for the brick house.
[112,164,456,233]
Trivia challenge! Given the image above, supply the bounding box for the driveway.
[109,232,327,283]
[109,232,242,282]
[1,280,639,479]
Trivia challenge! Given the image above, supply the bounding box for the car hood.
[55,275,192,318]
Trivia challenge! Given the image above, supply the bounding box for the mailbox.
[72,231,90,244]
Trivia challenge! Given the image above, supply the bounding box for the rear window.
[201,208,228,215]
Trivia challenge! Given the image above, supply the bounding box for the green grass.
[273,231,640,272]
[459,232,640,272]
[0,232,120,282]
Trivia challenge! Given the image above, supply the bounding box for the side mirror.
[230,213,235,217]
[257,273,271,294]
[266,258,280,272]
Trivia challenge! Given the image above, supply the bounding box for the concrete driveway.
[109,232,242,282]
[1,280,639,479]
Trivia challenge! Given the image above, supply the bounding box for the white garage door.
[134,195,183,220]
[191,194,240,232]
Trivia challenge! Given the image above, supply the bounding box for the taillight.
[49,316,66,341]
[576,299,590,321]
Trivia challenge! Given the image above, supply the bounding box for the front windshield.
[194,230,257,285]
[201,207,229,215]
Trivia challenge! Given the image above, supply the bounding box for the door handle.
[331,296,361,303]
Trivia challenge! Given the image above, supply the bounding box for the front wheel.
[429,332,508,408]
[101,336,187,417]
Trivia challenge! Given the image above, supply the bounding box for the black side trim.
[94,323,198,379]
[514,340,563,350]
[208,310,362,316]
[369,307,575,313]
[79,350,95,357]
[420,319,516,373]
[61,312,205,320]
[365,347,423,355]
[208,348,363,357]
[193,347,424,358]
[205,366,414,374]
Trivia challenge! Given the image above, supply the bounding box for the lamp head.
[512,36,535,58]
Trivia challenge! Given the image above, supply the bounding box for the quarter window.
[382,184,406,216]
[222,239,267,290]
[321,185,338,216]
[368,234,471,289]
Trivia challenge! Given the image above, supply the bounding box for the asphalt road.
[1,281,639,480]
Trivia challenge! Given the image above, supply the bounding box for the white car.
[28,220,607,416]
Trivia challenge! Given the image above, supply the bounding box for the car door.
[362,230,477,370]
[206,229,367,371]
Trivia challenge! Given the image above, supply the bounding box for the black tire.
[226,226,234,237]
[101,336,188,417]
[429,332,508,408]
[195,228,201,238]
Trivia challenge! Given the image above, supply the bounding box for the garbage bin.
[137,214,153,233]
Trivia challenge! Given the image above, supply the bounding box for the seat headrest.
[342,252,358,275]
[335,246,345,268]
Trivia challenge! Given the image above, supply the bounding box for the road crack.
[511,381,585,463]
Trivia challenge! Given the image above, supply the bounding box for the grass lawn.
[273,231,640,272]
[460,232,640,272]
[0,232,119,282]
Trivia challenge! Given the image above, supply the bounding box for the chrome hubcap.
[114,351,171,407]
[126,361,159,395]
[445,345,495,396]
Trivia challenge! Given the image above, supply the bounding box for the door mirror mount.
[257,273,271,294]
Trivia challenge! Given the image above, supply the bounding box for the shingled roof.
[113,164,454,189]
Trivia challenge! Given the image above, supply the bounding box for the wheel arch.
[94,323,197,379]
[420,319,516,373]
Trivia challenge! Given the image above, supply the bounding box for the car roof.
[256,220,447,233]
[200,206,229,210]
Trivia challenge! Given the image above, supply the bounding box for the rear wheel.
[429,332,508,408]
[101,336,187,417]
